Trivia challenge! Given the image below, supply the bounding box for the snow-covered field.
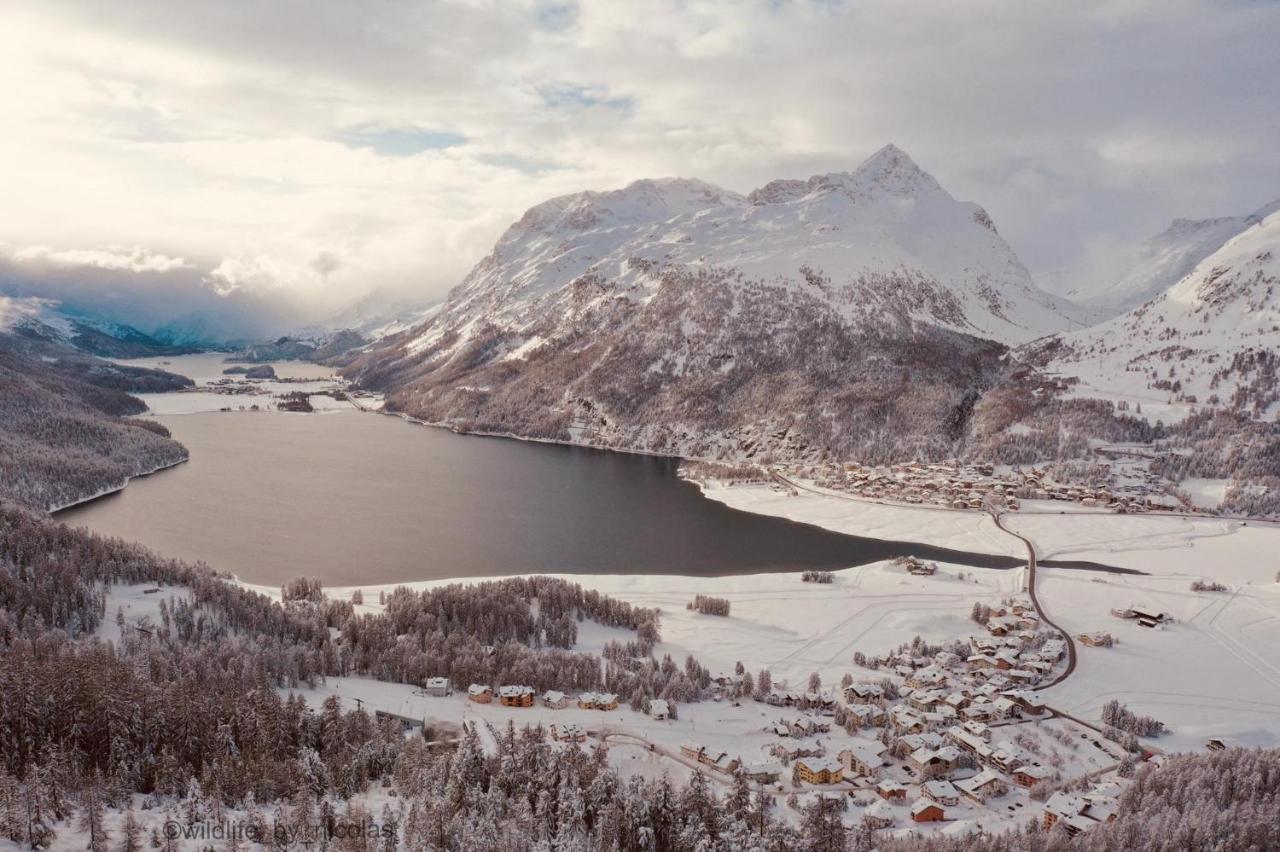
[699,482,1021,559]
[1001,511,1280,751]
[687,484,1280,752]
[244,559,1021,693]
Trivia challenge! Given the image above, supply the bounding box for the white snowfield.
[1003,511,1280,751]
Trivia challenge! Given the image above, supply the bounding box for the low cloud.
[0,0,1276,318]
[12,245,191,273]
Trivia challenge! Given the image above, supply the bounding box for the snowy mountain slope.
[1067,200,1280,313]
[429,145,1081,352]
[345,145,1085,461]
[1033,207,1280,424]
[0,295,200,357]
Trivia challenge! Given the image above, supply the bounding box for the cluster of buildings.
[680,742,782,784]
[464,684,627,712]
[1043,782,1123,836]
[804,461,1020,511]
[795,459,1170,514]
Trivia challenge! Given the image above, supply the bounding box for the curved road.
[990,512,1077,691]
[774,470,1081,689]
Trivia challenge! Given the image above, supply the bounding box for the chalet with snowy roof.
[467,684,493,703]
[794,758,844,785]
[551,722,586,743]
[1003,689,1046,715]
[648,699,670,720]
[423,676,451,697]
[1013,765,1052,788]
[542,690,568,709]
[769,738,826,760]
[577,692,619,710]
[838,740,887,777]
[910,746,961,775]
[967,653,998,671]
[947,727,993,763]
[911,799,947,822]
[844,682,885,703]
[890,706,927,733]
[900,732,945,752]
[1040,638,1066,660]
[962,700,998,721]
[987,744,1031,774]
[738,762,782,784]
[955,769,1008,803]
[921,779,961,806]
[906,667,948,688]
[1078,632,1114,648]
[680,742,705,761]
[877,780,908,801]
[846,703,886,727]
[907,688,947,712]
[498,685,535,707]
[708,753,740,775]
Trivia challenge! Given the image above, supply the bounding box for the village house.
[1043,792,1114,835]
[844,682,884,703]
[846,703,886,727]
[498,685,535,707]
[423,676,451,697]
[987,744,1032,774]
[467,684,492,704]
[770,741,818,760]
[680,742,706,761]
[921,779,961,806]
[542,690,568,709]
[577,692,620,710]
[794,758,844,785]
[876,780,909,802]
[550,722,587,743]
[910,746,961,776]
[1013,764,1053,788]
[911,799,948,823]
[648,699,670,720]
[955,770,1008,803]
[838,740,888,777]
[739,762,782,784]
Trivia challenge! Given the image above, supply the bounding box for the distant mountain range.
[1065,199,1280,313]
[1032,203,1280,422]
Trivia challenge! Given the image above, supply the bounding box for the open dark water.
[54,410,1063,586]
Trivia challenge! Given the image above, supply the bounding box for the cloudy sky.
[1,0,1277,337]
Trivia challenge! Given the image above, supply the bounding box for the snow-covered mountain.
[1033,206,1280,423]
[1066,200,1280,313]
[0,295,200,358]
[419,144,1080,351]
[346,145,1082,460]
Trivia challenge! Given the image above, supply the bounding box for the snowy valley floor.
[93,482,1280,843]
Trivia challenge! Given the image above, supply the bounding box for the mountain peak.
[849,143,941,195]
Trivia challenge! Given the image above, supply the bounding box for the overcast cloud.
[1,0,1277,336]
